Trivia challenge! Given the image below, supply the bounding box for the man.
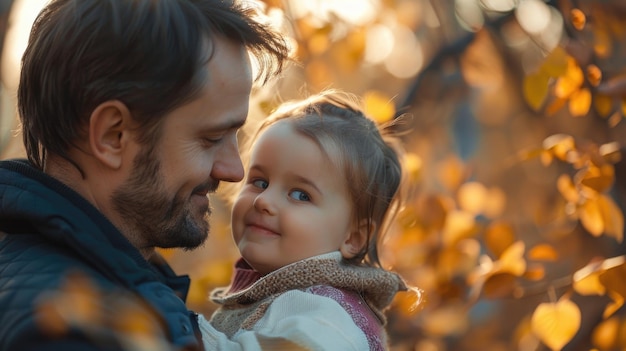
[0,0,289,349]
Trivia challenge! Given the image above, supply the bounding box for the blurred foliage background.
[3,0,626,350]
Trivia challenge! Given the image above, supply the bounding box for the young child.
[198,90,419,350]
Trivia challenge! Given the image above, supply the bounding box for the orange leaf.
[484,220,516,258]
[482,272,517,299]
[531,298,581,351]
[543,134,576,161]
[554,57,584,98]
[568,87,591,117]
[570,8,586,31]
[593,93,613,117]
[528,244,559,261]
[579,164,614,194]
[599,259,626,299]
[586,64,602,87]
[591,316,619,350]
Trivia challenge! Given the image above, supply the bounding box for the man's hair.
[18,0,290,170]
[244,90,407,267]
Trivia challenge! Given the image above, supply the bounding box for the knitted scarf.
[209,252,407,338]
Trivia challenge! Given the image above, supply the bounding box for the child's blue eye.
[252,179,268,189]
[289,190,310,202]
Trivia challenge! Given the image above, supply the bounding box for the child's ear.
[340,219,375,260]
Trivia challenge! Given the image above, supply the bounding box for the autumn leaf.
[498,241,527,277]
[570,8,586,31]
[580,197,605,237]
[586,64,602,87]
[557,174,579,203]
[484,220,516,258]
[363,90,396,123]
[593,93,613,117]
[457,181,487,215]
[531,298,581,351]
[523,72,550,111]
[568,87,591,117]
[554,57,584,99]
[591,316,619,350]
[541,47,569,77]
[543,134,576,161]
[579,164,614,194]
[528,244,559,261]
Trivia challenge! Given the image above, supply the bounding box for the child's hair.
[238,89,407,268]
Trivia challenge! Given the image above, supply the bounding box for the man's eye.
[204,137,224,144]
[289,190,310,202]
[252,179,268,189]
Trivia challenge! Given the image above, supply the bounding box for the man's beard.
[111,147,213,250]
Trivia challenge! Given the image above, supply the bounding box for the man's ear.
[88,100,133,169]
[340,219,375,260]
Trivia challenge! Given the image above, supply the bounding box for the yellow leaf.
[597,194,624,243]
[497,241,526,277]
[523,72,550,111]
[540,46,569,77]
[531,298,581,351]
[599,260,626,300]
[579,164,614,194]
[568,87,591,117]
[603,291,624,319]
[580,198,604,237]
[442,210,478,246]
[599,142,621,164]
[528,244,559,261]
[573,269,606,296]
[554,57,584,98]
[484,220,516,258]
[363,90,396,124]
[557,174,579,203]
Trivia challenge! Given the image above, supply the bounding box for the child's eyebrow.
[289,174,321,195]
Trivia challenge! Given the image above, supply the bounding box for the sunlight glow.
[1,0,47,91]
[384,25,423,79]
[364,24,394,64]
[287,0,380,26]
[455,0,485,31]
[515,0,551,35]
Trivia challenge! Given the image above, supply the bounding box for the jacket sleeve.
[198,290,370,350]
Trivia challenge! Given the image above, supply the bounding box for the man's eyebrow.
[207,118,247,131]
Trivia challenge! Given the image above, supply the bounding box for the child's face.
[231,121,356,275]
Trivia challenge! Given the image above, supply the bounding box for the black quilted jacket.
[0,159,201,350]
